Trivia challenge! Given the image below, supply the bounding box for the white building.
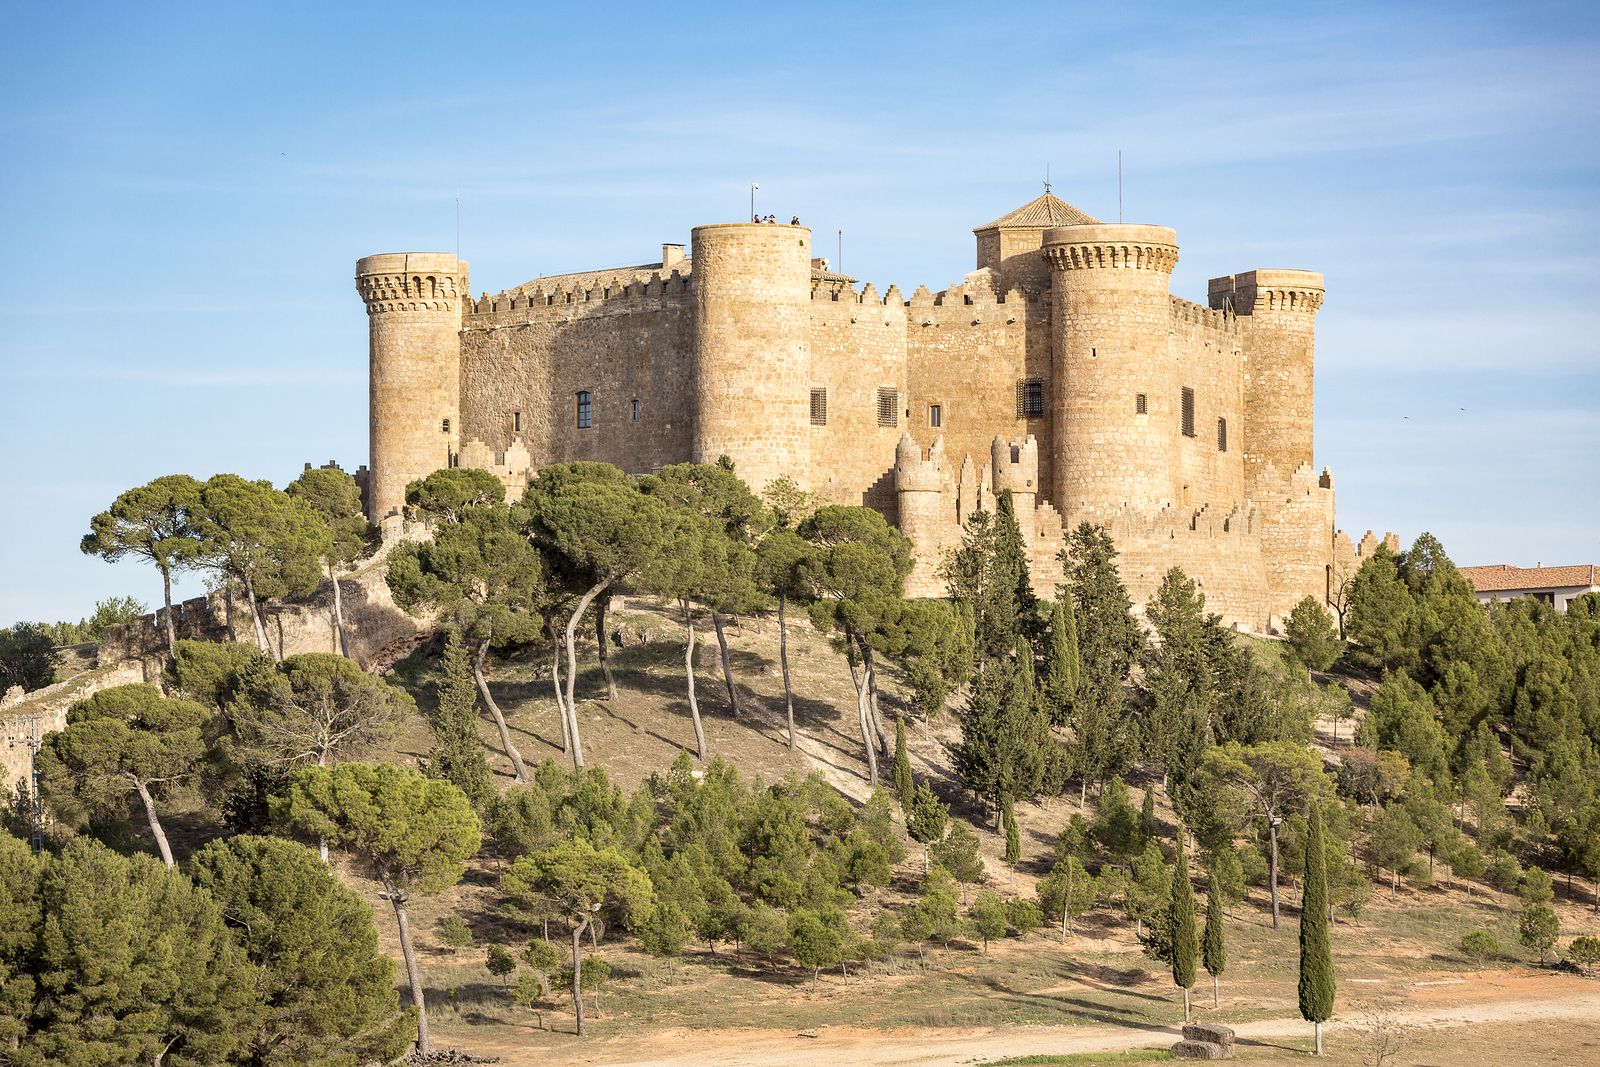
[1459,564,1600,613]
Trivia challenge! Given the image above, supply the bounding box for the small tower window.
[928,403,943,428]
[576,391,592,429]
[513,411,521,433]
[631,399,641,422]
[1135,393,1148,415]
[1181,387,1196,438]
[810,388,828,426]
[442,418,451,433]
[1017,378,1045,417]
[876,388,898,428]
[1217,417,1228,452]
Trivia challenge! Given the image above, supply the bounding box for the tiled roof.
[975,192,1099,232]
[1459,563,1599,593]
[509,261,687,297]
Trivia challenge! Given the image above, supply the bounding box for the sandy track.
[455,971,1600,1065]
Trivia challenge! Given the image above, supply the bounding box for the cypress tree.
[1043,596,1080,724]
[1202,863,1227,1008]
[1140,787,1158,847]
[1299,803,1335,1055]
[426,635,494,807]
[1170,827,1198,1020]
[892,716,914,810]
[1002,795,1020,863]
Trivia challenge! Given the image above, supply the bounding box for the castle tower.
[973,192,1100,299]
[990,434,1040,543]
[356,253,468,523]
[895,434,951,598]
[690,223,812,492]
[1207,269,1325,479]
[1044,223,1181,515]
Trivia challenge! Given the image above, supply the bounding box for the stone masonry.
[357,190,1393,631]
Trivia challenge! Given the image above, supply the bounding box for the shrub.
[1567,935,1600,976]
[1459,930,1500,966]
[438,915,473,950]
[1005,897,1044,935]
[1484,849,1523,892]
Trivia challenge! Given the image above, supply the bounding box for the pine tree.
[1299,803,1335,1055]
[1202,864,1228,1008]
[893,716,914,809]
[1170,828,1198,1021]
[426,635,494,807]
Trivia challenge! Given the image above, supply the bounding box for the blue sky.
[2,2,1597,624]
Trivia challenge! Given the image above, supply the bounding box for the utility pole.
[750,181,760,221]
[1118,150,1124,223]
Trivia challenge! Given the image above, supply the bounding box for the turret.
[356,252,468,524]
[990,434,1040,542]
[894,434,951,598]
[690,223,812,493]
[1044,223,1180,515]
[1208,269,1325,481]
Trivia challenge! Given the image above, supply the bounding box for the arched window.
[576,391,592,429]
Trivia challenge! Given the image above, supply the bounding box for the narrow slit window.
[1217,417,1228,452]
[810,387,828,426]
[877,388,898,428]
[576,391,592,429]
[631,399,641,422]
[513,411,521,433]
[1181,386,1195,438]
[928,403,942,428]
[1135,393,1148,415]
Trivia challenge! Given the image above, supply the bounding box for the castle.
[355,191,1393,631]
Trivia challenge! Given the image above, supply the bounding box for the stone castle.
[355,190,1393,631]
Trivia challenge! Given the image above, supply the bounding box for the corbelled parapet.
[1207,268,1325,316]
[356,252,467,314]
[1042,223,1180,275]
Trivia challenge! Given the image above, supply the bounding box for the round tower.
[355,252,468,524]
[1044,223,1180,515]
[1207,269,1325,478]
[990,434,1040,543]
[690,223,811,493]
[894,434,949,598]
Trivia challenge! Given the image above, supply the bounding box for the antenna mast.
[1118,150,1124,223]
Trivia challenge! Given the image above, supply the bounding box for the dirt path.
[455,972,1600,1066]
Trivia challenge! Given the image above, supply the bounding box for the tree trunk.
[132,777,174,868]
[778,594,796,748]
[1314,1019,1322,1056]
[476,640,529,784]
[563,580,611,770]
[389,888,430,1055]
[159,564,177,655]
[682,602,708,761]
[571,917,589,1037]
[1213,972,1218,1008]
[242,573,277,663]
[1269,819,1281,929]
[548,619,570,754]
[860,640,889,756]
[1183,984,1190,1021]
[595,596,617,701]
[329,562,350,659]
[850,634,879,786]
[710,609,741,718]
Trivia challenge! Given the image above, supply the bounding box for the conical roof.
[975,191,1099,232]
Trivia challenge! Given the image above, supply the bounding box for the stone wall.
[808,282,910,507]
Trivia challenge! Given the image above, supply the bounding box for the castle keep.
[356,192,1390,630]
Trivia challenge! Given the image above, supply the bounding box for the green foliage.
[1126,841,1172,945]
[761,475,818,530]
[892,716,914,808]
[44,595,149,646]
[231,652,410,770]
[1356,670,1451,784]
[1345,544,1416,671]
[1459,929,1500,966]
[1518,903,1560,964]
[929,819,985,883]
[404,467,505,522]
[1002,796,1021,864]
[1169,832,1197,993]
[1297,804,1335,1026]
[504,837,653,935]
[166,638,269,711]
[1060,523,1144,786]
[1006,896,1044,935]
[80,473,205,650]
[188,835,412,1064]
[901,866,963,949]
[1092,778,1145,866]
[1140,569,1222,787]
[953,638,1053,811]
[1038,855,1096,933]
[1367,802,1423,890]
[638,900,692,973]
[1484,848,1524,892]
[195,473,331,632]
[906,781,949,846]
[1567,934,1600,976]
[275,761,481,894]
[1042,597,1081,725]
[1284,596,1342,673]
[1518,865,1555,905]
[787,906,849,976]
[438,914,473,949]
[286,466,373,570]
[968,889,1008,951]
[1201,870,1227,979]
[425,635,494,807]
[0,622,58,693]
[15,838,259,1066]
[486,943,516,985]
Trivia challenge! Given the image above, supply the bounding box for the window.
[1135,393,1148,415]
[1217,417,1228,452]
[442,418,451,433]
[810,387,828,426]
[576,391,592,429]
[1181,386,1195,437]
[513,411,521,433]
[877,388,898,428]
[928,403,942,428]
[631,399,641,422]
[1017,378,1044,417]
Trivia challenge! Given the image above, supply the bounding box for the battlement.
[356,252,467,315]
[1207,269,1325,315]
[1170,295,1238,334]
[894,433,948,492]
[456,436,534,498]
[1042,224,1180,273]
[465,269,693,321]
[990,434,1040,497]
